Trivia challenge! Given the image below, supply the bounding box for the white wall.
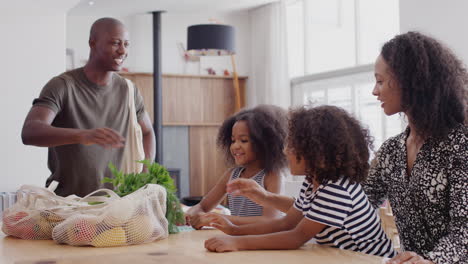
[0,2,78,192]
[66,11,251,76]
[400,0,468,65]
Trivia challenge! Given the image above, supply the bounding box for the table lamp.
[187,24,241,112]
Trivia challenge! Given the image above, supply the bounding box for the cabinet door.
[121,73,247,125]
[162,77,239,125]
[189,126,228,196]
[134,75,154,123]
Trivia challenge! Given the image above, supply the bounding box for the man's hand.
[387,252,434,264]
[226,178,267,205]
[205,235,241,253]
[79,128,125,148]
[205,213,239,235]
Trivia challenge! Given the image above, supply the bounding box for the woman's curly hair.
[288,105,373,184]
[381,31,467,139]
[217,104,288,173]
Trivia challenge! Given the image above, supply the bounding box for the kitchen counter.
[0,229,384,264]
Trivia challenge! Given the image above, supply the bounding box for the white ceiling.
[69,0,277,16]
[2,0,81,14]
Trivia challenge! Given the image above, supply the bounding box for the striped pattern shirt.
[294,177,396,258]
[227,167,265,217]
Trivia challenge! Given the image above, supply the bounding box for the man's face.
[90,24,129,72]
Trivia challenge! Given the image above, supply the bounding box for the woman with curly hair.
[204,105,396,258]
[364,32,467,264]
[186,104,288,229]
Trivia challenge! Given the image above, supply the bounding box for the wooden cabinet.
[120,73,247,197]
[162,76,246,125]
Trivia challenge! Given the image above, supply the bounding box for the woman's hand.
[387,252,434,264]
[205,213,239,235]
[205,235,241,252]
[226,178,267,205]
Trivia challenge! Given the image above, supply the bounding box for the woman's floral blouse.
[363,124,467,264]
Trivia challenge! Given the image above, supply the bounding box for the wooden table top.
[0,229,384,264]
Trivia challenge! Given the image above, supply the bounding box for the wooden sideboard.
[120,73,247,197]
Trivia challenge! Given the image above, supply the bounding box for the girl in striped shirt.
[205,105,396,258]
[186,105,288,229]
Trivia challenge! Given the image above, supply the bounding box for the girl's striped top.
[227,167,266,217]
[294,176,396,258]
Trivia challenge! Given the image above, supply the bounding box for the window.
[287,0,399,77]
[286,0,304,77]
[286,0,402,150]
[291,65,405,151]
[286,65,405,193]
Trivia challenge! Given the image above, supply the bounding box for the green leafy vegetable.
[103,160,185,234]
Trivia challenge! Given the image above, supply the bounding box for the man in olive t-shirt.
[21,18,155,197]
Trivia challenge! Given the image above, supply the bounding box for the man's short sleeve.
[134,84,146,121]
[304,184,352,228]
[32,77,66,114]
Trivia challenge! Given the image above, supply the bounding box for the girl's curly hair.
[288,105,373,184]
[381,31,467,139]
[217,105,288,173]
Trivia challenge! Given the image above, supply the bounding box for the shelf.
[164,123,222,127]
[120,72,248,80]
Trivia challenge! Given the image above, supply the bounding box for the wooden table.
[0,229,384,264]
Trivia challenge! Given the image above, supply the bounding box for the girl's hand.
[184,214,190,226]
[387,252,434,264]
[205,235,240,252]
[226,178,267,205]
[187,212,210,230]
[205,213,238,235]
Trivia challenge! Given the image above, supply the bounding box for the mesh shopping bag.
[52,184,168,247]
[1,184,104,240]
[2,184,169,247]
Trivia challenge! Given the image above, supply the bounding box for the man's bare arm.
[138,112,155,161]
[22,105,124,148]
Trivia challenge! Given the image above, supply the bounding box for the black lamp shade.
[187,24,235,56]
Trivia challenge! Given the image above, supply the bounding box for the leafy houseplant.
[103,160,185,234]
